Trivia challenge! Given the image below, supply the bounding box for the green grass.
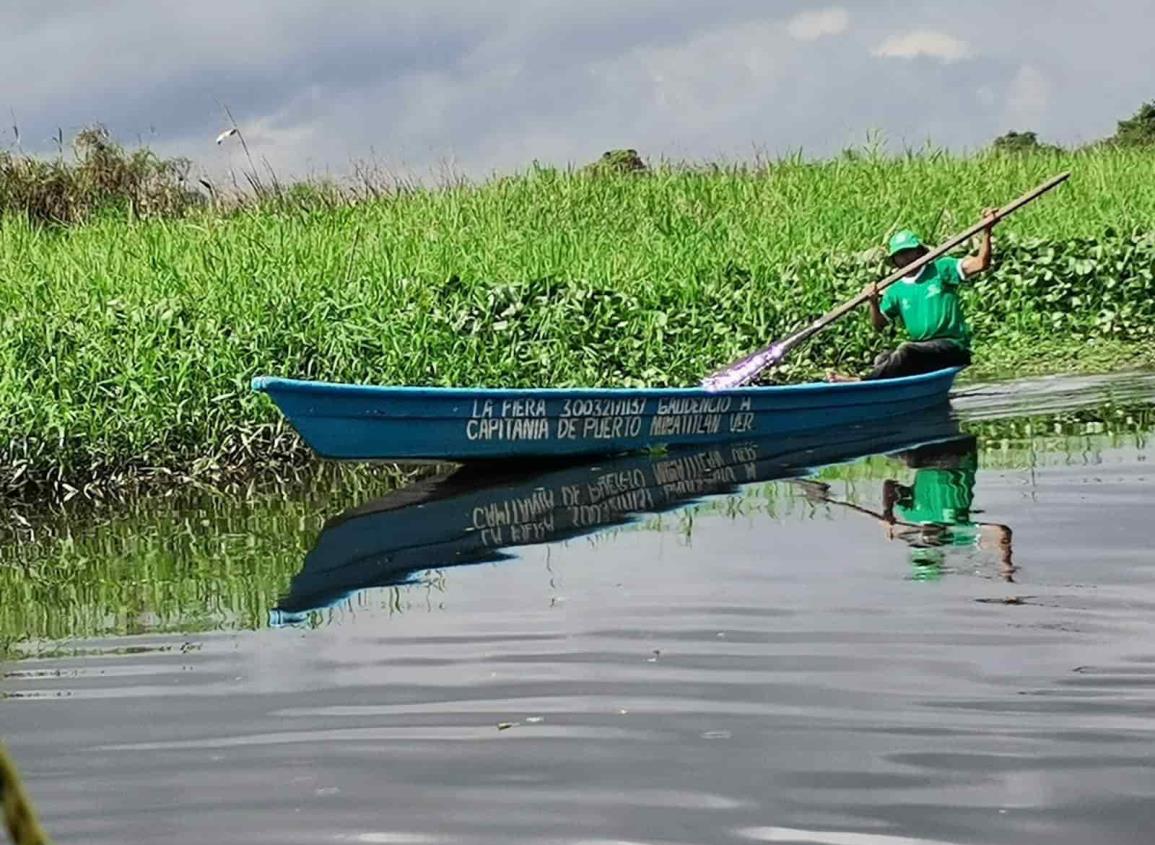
[3,148,1155,495]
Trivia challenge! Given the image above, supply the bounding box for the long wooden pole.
[702,171,1071,391]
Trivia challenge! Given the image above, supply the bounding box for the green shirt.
[881,257,972,349]
[896,454,977,529]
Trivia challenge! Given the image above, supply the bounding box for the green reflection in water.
[1,467,417,658]
[1,407,1152,655]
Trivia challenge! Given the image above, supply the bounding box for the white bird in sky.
[215,128,239,145]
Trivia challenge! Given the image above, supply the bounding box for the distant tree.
[1110,101,1155,147]
[585,149,648,174]
[991,130,1061,154]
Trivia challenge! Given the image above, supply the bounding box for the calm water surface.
[3,374,1155,845]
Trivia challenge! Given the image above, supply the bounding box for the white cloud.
[588,19,792,134]
[872,30,971,62]
[1003,64,1050,129]
[786,7,849,41]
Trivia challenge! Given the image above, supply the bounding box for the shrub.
[0,126,203,224]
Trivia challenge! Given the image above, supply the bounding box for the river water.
[3,373,1155,845]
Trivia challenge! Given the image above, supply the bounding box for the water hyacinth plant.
[2,142,1155,497]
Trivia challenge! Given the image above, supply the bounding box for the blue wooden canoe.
[271,406,965,621]
[251,367,961,462]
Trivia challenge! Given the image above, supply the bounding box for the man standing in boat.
[833,209,998,381]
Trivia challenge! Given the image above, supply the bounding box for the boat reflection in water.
[272,409,988,623]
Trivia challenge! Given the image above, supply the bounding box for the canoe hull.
[252,368,961,462]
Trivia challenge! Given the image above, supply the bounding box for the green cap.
[887,230,923,256]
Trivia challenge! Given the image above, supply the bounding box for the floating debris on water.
[975,596,1032,605]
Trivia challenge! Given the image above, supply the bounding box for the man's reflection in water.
[883,435,1014,581]
[800,435,1015,582]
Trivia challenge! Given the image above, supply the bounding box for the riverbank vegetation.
[3,131,1155,498]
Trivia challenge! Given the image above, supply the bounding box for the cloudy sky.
[2,1,1152,180]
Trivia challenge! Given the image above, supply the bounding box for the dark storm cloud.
[2,1,1152,178]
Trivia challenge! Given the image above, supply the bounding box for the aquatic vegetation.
[2,149,1154,495]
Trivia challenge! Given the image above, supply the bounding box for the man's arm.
[881,479,900,524]
[865,281,888,332]
[977,523,1015,581]
[960,207,998,278]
